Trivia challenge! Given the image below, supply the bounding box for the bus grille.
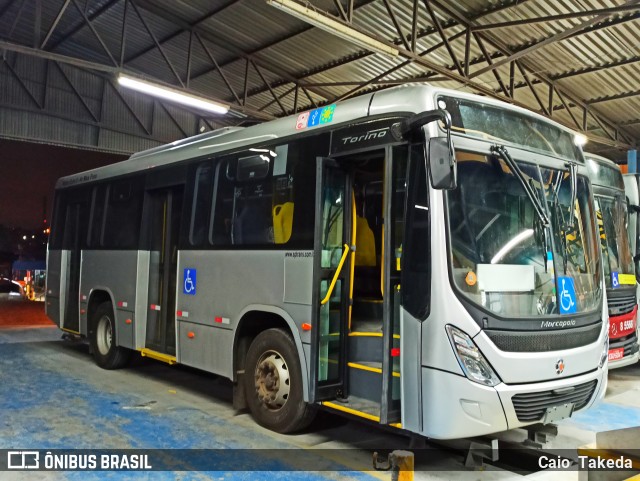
[610,331,640,357]
[608,293,637,316]
[485,323,601,352]
[512,380,597,422]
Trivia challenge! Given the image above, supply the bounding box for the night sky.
[0,139,126,230]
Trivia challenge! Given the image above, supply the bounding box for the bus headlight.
[599,335,609,369]
[446,325,501,387]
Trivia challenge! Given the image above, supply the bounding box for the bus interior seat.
[273,202,294,244]
[353,182,383,302]
[355,215,376,267]
[233,194,273,245]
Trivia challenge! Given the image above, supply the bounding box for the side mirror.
[428,136,456,190]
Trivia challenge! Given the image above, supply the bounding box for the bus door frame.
[60,188,90,334]
[142,168,187,357]
[310,157,353,402]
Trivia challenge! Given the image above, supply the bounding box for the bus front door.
[145,186,184,357]
[310,158,352,402]
[310,148,404,425]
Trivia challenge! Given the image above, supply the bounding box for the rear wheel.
[89,301,131,369]
[244,328,315,433]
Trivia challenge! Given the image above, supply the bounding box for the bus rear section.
[587,154,639,369]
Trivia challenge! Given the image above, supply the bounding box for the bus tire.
[89,301,131,370]
[244,328,316,433]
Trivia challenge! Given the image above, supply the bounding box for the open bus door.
[310,157,352,402]
[310,149,402,426]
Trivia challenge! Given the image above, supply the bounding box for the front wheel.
[244,328,316,433]
[89,302,131,370]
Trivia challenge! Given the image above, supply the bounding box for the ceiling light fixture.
[574,133,588,146]
[266,0,399,58]
[117,74,229,115]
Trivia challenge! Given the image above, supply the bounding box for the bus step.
[352,298,383,319]
[347,361,400,403]
[348,334,383,363]
[348,330,400,363]
[322,395,380,422]
[350,318,383,333]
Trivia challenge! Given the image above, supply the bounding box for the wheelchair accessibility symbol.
[611,271,620,288]
[183,268,196,295]
[558,276,577,314]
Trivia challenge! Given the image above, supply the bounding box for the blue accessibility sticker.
[558,276,577,314]
[183,268,196,295]
[308,108,322,127]
[611,271,620,288]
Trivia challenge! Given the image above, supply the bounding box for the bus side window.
[102,178,144,249]
[210,161,235,246]
[190,163,213,247]
[49,193,67,250]
[209,136,324,249]
[230,154,273,245]
[87,184,108,248]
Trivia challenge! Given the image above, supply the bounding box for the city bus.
[623,171,640,353]
[587,154,639,368]
[46,85,608,440]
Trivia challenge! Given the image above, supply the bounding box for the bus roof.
[56,84,579,189]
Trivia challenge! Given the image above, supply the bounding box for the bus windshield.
[447,151,601,317]
[595,195,635,287]
[438,95,578,162]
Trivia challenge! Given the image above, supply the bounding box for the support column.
[628,149,638,173]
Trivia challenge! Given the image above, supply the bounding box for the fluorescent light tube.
[491,229,534,264]
[117,74,229,115]
[266,0,399,57]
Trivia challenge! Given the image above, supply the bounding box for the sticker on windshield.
[558,276,577,314]
[611,271,620,288]
[619,273,635,285]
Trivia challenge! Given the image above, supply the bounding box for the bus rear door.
[144,184,184,358]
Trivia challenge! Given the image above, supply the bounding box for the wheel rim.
[254,349,290,411]
[96,315,113,355]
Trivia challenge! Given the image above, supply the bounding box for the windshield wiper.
[490,145,550,227]
[549,190,569,272]
[566,161,578,228]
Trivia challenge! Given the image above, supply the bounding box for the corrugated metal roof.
[1,0,639,159]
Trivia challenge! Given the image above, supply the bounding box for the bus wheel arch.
[87,290,131,370]
[233,308,313,432]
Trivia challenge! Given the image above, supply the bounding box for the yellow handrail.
[320,243,350,305]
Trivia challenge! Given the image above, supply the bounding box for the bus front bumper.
[608,349,639,370]
[420,366,606,440]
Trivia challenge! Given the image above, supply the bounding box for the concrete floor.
[1,299,639,481]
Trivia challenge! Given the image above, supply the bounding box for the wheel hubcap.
[96,315,112,355]
[254,350,290,410]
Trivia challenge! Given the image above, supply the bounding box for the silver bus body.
[47,85,608,440]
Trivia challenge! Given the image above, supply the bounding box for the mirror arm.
[391,109,452,142]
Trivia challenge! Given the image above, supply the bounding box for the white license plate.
[542,402,575,423]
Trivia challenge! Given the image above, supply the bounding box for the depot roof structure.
[0,0,638,160]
